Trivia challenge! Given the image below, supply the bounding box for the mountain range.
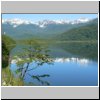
[2,18,90,27]
[2,18,98,40]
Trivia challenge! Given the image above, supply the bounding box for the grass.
[2,67,24,86]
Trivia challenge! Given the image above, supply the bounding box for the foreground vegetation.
[2,35,16,68]
[2,67,24,86]
[2,35,24,86]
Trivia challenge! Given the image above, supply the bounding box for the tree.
[14,40,53,85]
[2,34,16,68]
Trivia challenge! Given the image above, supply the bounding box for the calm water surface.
[10,42,98,86]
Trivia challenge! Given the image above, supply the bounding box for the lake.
[10,42,98,86]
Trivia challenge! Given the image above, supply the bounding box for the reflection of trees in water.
[56,42,98,61]
[28,74,50,85]
[14,40,53,86]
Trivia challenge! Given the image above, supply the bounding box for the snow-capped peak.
[34,19,71,28]
[2,17,91,28]
[77,18,89,22]
[2,18,33,27]
[71,18,90,24]
[34,18,90,27]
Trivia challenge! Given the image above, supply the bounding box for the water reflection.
[28,74,50,86]
[54,58,91,66]
[11,57,92,65]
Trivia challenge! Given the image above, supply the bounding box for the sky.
[2,14,98,22]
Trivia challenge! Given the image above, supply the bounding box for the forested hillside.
[57,21,98,41]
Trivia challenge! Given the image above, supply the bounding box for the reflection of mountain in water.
[11,42,98,62]
[54,58,92,65]
[49,42,98,61]
[11,57,94,66]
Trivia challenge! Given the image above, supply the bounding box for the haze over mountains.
[2,17,98,40]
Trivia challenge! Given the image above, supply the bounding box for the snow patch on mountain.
[2,18,91,28]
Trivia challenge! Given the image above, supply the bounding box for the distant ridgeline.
[2,34,16,68]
